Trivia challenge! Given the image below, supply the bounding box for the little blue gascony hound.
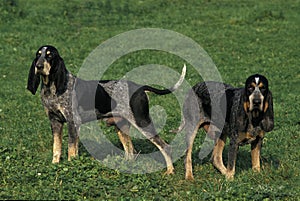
[178,74,274,180]
[27,45,186,174]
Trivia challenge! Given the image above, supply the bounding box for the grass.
[1,0,299,200]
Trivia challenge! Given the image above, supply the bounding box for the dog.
[27,45,186,174]
[178,74,274,180]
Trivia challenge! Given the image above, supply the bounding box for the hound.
[179,75,274,180]
[27,45,186,174]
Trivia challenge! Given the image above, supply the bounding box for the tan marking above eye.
[250,82,256,87]
[258,82,264,88]
[47,51,51,55]
[38,50,42,54]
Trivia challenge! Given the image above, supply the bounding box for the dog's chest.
[41,84,72,122]
[237,132,256,145]
[237,129,265,145]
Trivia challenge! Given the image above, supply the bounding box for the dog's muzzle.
[252,97,262,108]
[35,58,50,76]
[36,62,44,70]
[249,90,264,112]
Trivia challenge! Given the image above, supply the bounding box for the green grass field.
[1,0,299,200]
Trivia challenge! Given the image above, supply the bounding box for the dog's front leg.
[226,136,239,180]
[68,121,79,161]
[251,137,263,172]
[51,119,63,163]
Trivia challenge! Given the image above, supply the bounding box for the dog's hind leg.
[149,134,174,175]
[185,122,201,180]
[116,120,136,160]
[134,121,175,175]
[105,117,136,160]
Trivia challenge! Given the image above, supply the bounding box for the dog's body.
[27,45,186,174]
[180,75,274,180]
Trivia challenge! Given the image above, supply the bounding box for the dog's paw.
[164,167,175,175]
[185,174,194,181]
[225,172,234,181]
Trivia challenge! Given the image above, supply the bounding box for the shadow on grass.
[190,145,280,176]
[78,137,168,174]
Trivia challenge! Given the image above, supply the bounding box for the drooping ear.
[243,89,250,113]
[263,90,271,113]
[260,91,274,132]
[27,59,40,95]
[243,101,250,113]
[53,56,68,95]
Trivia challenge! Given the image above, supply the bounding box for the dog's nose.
[253,98,261,105]
[36,63,44,70]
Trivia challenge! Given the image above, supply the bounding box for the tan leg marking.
[251,138,262,172]
[68,135,79,161]
[251,148,260,172]
[185,122,201,180]
[226,169,235,181]
[225,142,238,180]
[52,132,62,163]
[117,124,135,160]
[51,120,63,163]
[185,139,195,180]
[150,135,174,175]
[226,158,236,181]
[211,134,227,175]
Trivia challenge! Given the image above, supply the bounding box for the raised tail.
[142,64,186,95]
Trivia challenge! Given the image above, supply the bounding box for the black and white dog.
[27,45,186,174]
[178,75,274,180]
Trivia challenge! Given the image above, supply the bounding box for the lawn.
[0,0,299,200]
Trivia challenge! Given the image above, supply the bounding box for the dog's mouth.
[251,103,263,111]
[35,68,43,75]
[251,109,261,118]
[249,98,264,118]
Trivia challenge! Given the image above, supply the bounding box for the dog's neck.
[41,75,49,85]
[247,110,263,129]
[41,78,57,97]
[41,71,70,96]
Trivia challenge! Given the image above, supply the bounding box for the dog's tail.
[142,64,186,95]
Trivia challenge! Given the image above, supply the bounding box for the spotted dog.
[27,45,186,174]
[178,74,274,180]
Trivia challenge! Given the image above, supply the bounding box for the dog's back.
[192,81,233,127]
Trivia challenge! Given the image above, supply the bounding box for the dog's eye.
[248,86,254,92]
[46,51,52,58]
[260,86,266,93]
[37,50,42,57]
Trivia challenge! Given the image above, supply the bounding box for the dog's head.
[27,45,67,95]
[243,74,270,116]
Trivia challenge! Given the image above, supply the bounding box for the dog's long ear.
[27,59,40,95]
[261,91,274,132]
[243,89,250,113]
[53,56,68,95]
